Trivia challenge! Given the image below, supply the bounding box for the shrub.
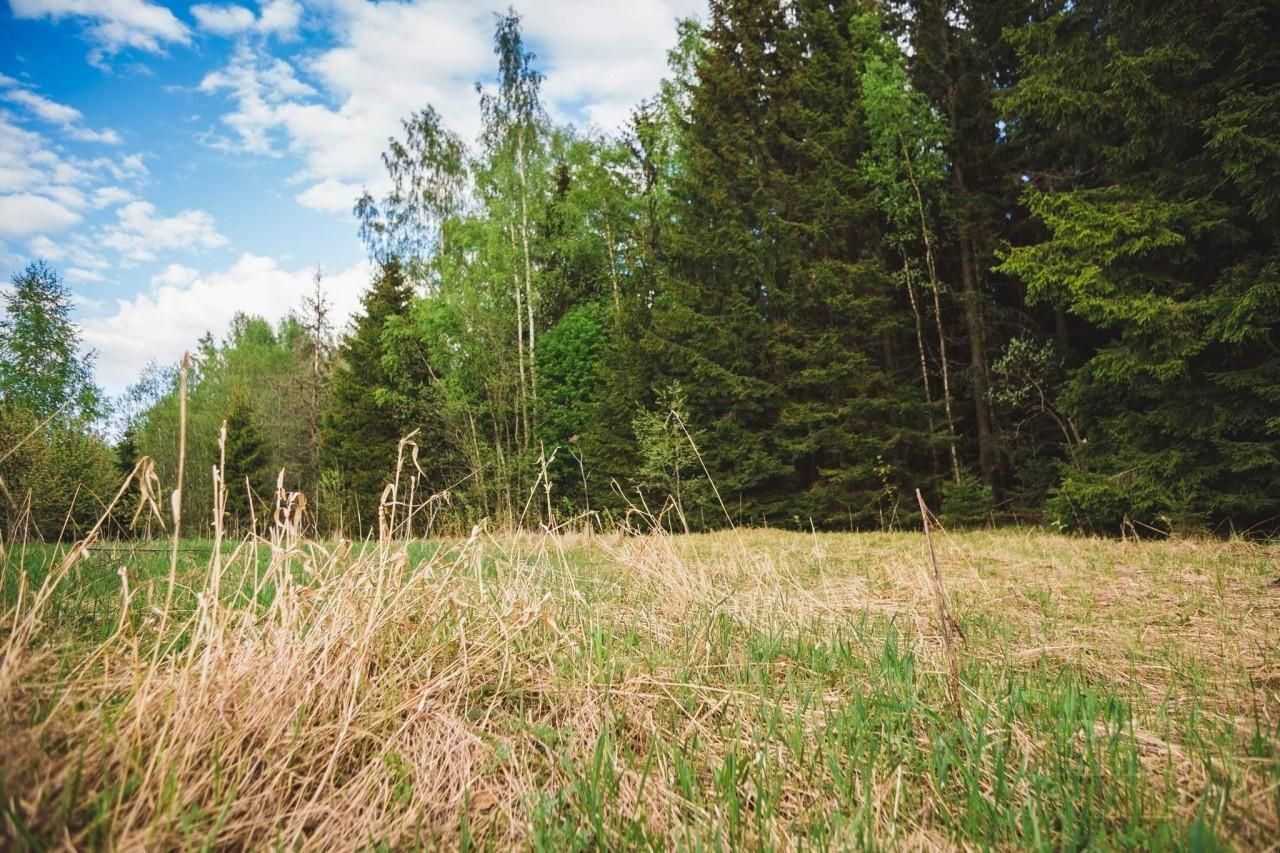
[939,473,994,529]
[1046,469,1193,536]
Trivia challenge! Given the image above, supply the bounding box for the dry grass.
[1,525,1278,849]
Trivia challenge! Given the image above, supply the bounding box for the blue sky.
[0,0,703,393]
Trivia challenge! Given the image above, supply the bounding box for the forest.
[3,0,1278,540]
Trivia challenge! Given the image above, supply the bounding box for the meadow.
[1,523,1277,850]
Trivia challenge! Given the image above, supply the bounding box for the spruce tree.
[321,258,415,533]
[999,0,1280,532]
[648,0,939,527]
[220,391,270,531]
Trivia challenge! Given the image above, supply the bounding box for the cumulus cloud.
[149,263,198,288]
[66,266,109,283]
[82,253,370,391]
[0,109,153,268]
[294,177,361,213]
[100,200,228,263]
[194,0,705,214]
[26,234,66,259]
[2,88,80,126]
[0,192,82,237]
[91,185,135,208]
[198,45,316,154]
[523,0,706,132]
[9,0,190,60]
[25,232,113,275]
[190,3,256,35]
[191,0,301,37]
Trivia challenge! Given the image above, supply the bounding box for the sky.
[0,0,705,395]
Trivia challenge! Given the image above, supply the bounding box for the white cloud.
[199,45,316,154]
[190,3,256,35]
[0,82,125,144]
[40,184,88,210]
[149,262,198,288]
[91,185,135,208]
[102,152,149,182]
[0,118,50,193]
[256,0,300,36]
[69,125,124,144]
[83,253,370,392]
[1,88,81,126]
[0,110,153,259]
[193,1,705,214]
[100,200,228,262]
[0,192,82,237]
[66,266,109,283]
[25,234,112,276]
[0,109,141,244]
[27,234,66,259]
[191,0,300,37]
[9,0,190,59]
[523,0,706,132]
[294,177,360,213]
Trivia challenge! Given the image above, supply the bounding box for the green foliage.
[0,403,118,541]
[858,17,950,256]
[939,474,994,529]
[321,259,416,533]
[0,261,102,422]
[631,381,704,527]
[132,314,316,531]
[355,107,467,281]
[86,1,1280,537]
[1046,470,1184,537]
[219,392,271,530]
[536,302,607,507]
[999,0,1280,532]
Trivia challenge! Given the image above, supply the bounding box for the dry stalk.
[916,488,964,715]
[160,352,190,639]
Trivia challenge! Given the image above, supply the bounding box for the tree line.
[4,0,1277,540]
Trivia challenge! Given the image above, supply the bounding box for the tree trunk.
[956,223,995,486]
[516,127,537,412]
[901,138,961,483]
[508,223,529,452]
[903,259,938,439]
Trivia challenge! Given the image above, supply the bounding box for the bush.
[1046,469,1192,536]
[939,473,994,529]
[0,404,120,541]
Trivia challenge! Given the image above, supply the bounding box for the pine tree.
[638,0,790,526]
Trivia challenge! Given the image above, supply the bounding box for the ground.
[1,528,1278,849]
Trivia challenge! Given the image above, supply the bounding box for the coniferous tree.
[321,258,415,533]
[903,0,1035,491]
[646,0,940,527]
[999,0,1280,532]
[220,391,271,530]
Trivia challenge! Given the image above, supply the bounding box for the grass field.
[2,527,1278,849]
